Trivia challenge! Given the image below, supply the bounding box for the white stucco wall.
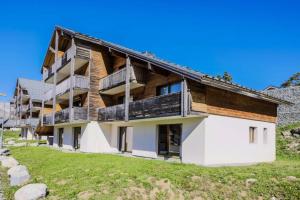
[51,114,276,166]
[203,114,276,166]
[132,122,158,158]
[80,121,117,153]
[130,117,206,160]
[53,126,73,150]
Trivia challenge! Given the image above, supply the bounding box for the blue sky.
[0,0,299,101]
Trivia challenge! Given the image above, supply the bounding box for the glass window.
[170,82,181,94]
[249,127,257,144]
[263,128,268,144]
[157,82,181,96]
[159,85,169,96]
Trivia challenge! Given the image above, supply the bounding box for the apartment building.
[39,26,288,166]
[13,78,52,140]
[2,99,18,130]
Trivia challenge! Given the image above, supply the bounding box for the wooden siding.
[89,48,112,120]
[191,83,277,123]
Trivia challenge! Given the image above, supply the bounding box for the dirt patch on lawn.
[118,177,184,200]
[77,190,96,200]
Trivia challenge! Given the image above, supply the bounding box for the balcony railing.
[43,45,90,80]
[56,75,90,96]
[26,118,40,127]
[99,66,146,91]
[43,62,56,81]
[55,107,88,123]
[98,92,182,121]
[44,75,89,101]
[43,115,53,125]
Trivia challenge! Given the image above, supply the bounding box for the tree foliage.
[216,71,233,82]
[281,72,300,88]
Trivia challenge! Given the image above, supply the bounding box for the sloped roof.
[18,78,52,101]
[43,26,290,105]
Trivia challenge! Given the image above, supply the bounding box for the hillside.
[277,122,300,159]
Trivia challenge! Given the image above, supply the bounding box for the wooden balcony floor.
[99,81,145,95]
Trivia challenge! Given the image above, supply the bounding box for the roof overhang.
[42,26,292,106]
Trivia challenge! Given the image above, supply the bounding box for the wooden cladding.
[98,92,182,121]
[55,107,88,123]
[191,83,277,123]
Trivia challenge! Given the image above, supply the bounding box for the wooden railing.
[26,118,40,127]
[43,62,56,80]
[55,107,88,123]
[44,75,89,100]
[99,66,146,91]
[72,107,88,121]
[43,115,52,125]
[43,45,90,80]
[98,92,182,121]
[44,88,53,102]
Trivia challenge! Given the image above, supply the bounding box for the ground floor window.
[249,127,257,144]
[58,128,64,147]
[118,127,133,152]
[158,124,182,156]
[73,127,81,149]
[263,128,268,144]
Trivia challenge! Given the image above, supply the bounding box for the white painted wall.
[51,114,276,166]
[80,121,117,153]
[181,117,206,165]
[130,117,206,160]
[132,122,158,158]
[203,114,276,166]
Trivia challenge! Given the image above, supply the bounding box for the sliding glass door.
[158,124,182,156]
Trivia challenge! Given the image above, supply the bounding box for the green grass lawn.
[1,124,300,200]
[0,147,299,200]
[3,130,20,141]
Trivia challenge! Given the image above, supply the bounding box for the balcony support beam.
[41,99,44,127]
[52,30,59,125]
[124,56,131,122]
[29,99,32,122]
[69,38,75,122]
[181,78,188,117]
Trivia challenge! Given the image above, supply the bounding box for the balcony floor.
[99,81,145,95]
[56,88,89,102]
[45,57,89,84]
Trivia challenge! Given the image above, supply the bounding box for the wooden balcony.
[25,118,40,127]
[57,75,90,101]
[99,66,146,95]
[43,62,56,81]
[44,75,89,103]
[98,92,182,121]
[43,45,90,83]
[55,107,88,124]
[43,115,53,126]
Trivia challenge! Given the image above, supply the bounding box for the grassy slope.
[1,126,299,200]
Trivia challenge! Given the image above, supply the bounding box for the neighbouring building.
[13,78,53,140]
[264,86,300,126]
[36,26,289,166]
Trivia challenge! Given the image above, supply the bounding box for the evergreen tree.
[216,72,233,82]
[281,72,300,88]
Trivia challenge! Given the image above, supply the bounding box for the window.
[158,124,182,156]
[263,128,268,144]
[249,127,257,144]
[58,128,64,147]
[157,82,181,96]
